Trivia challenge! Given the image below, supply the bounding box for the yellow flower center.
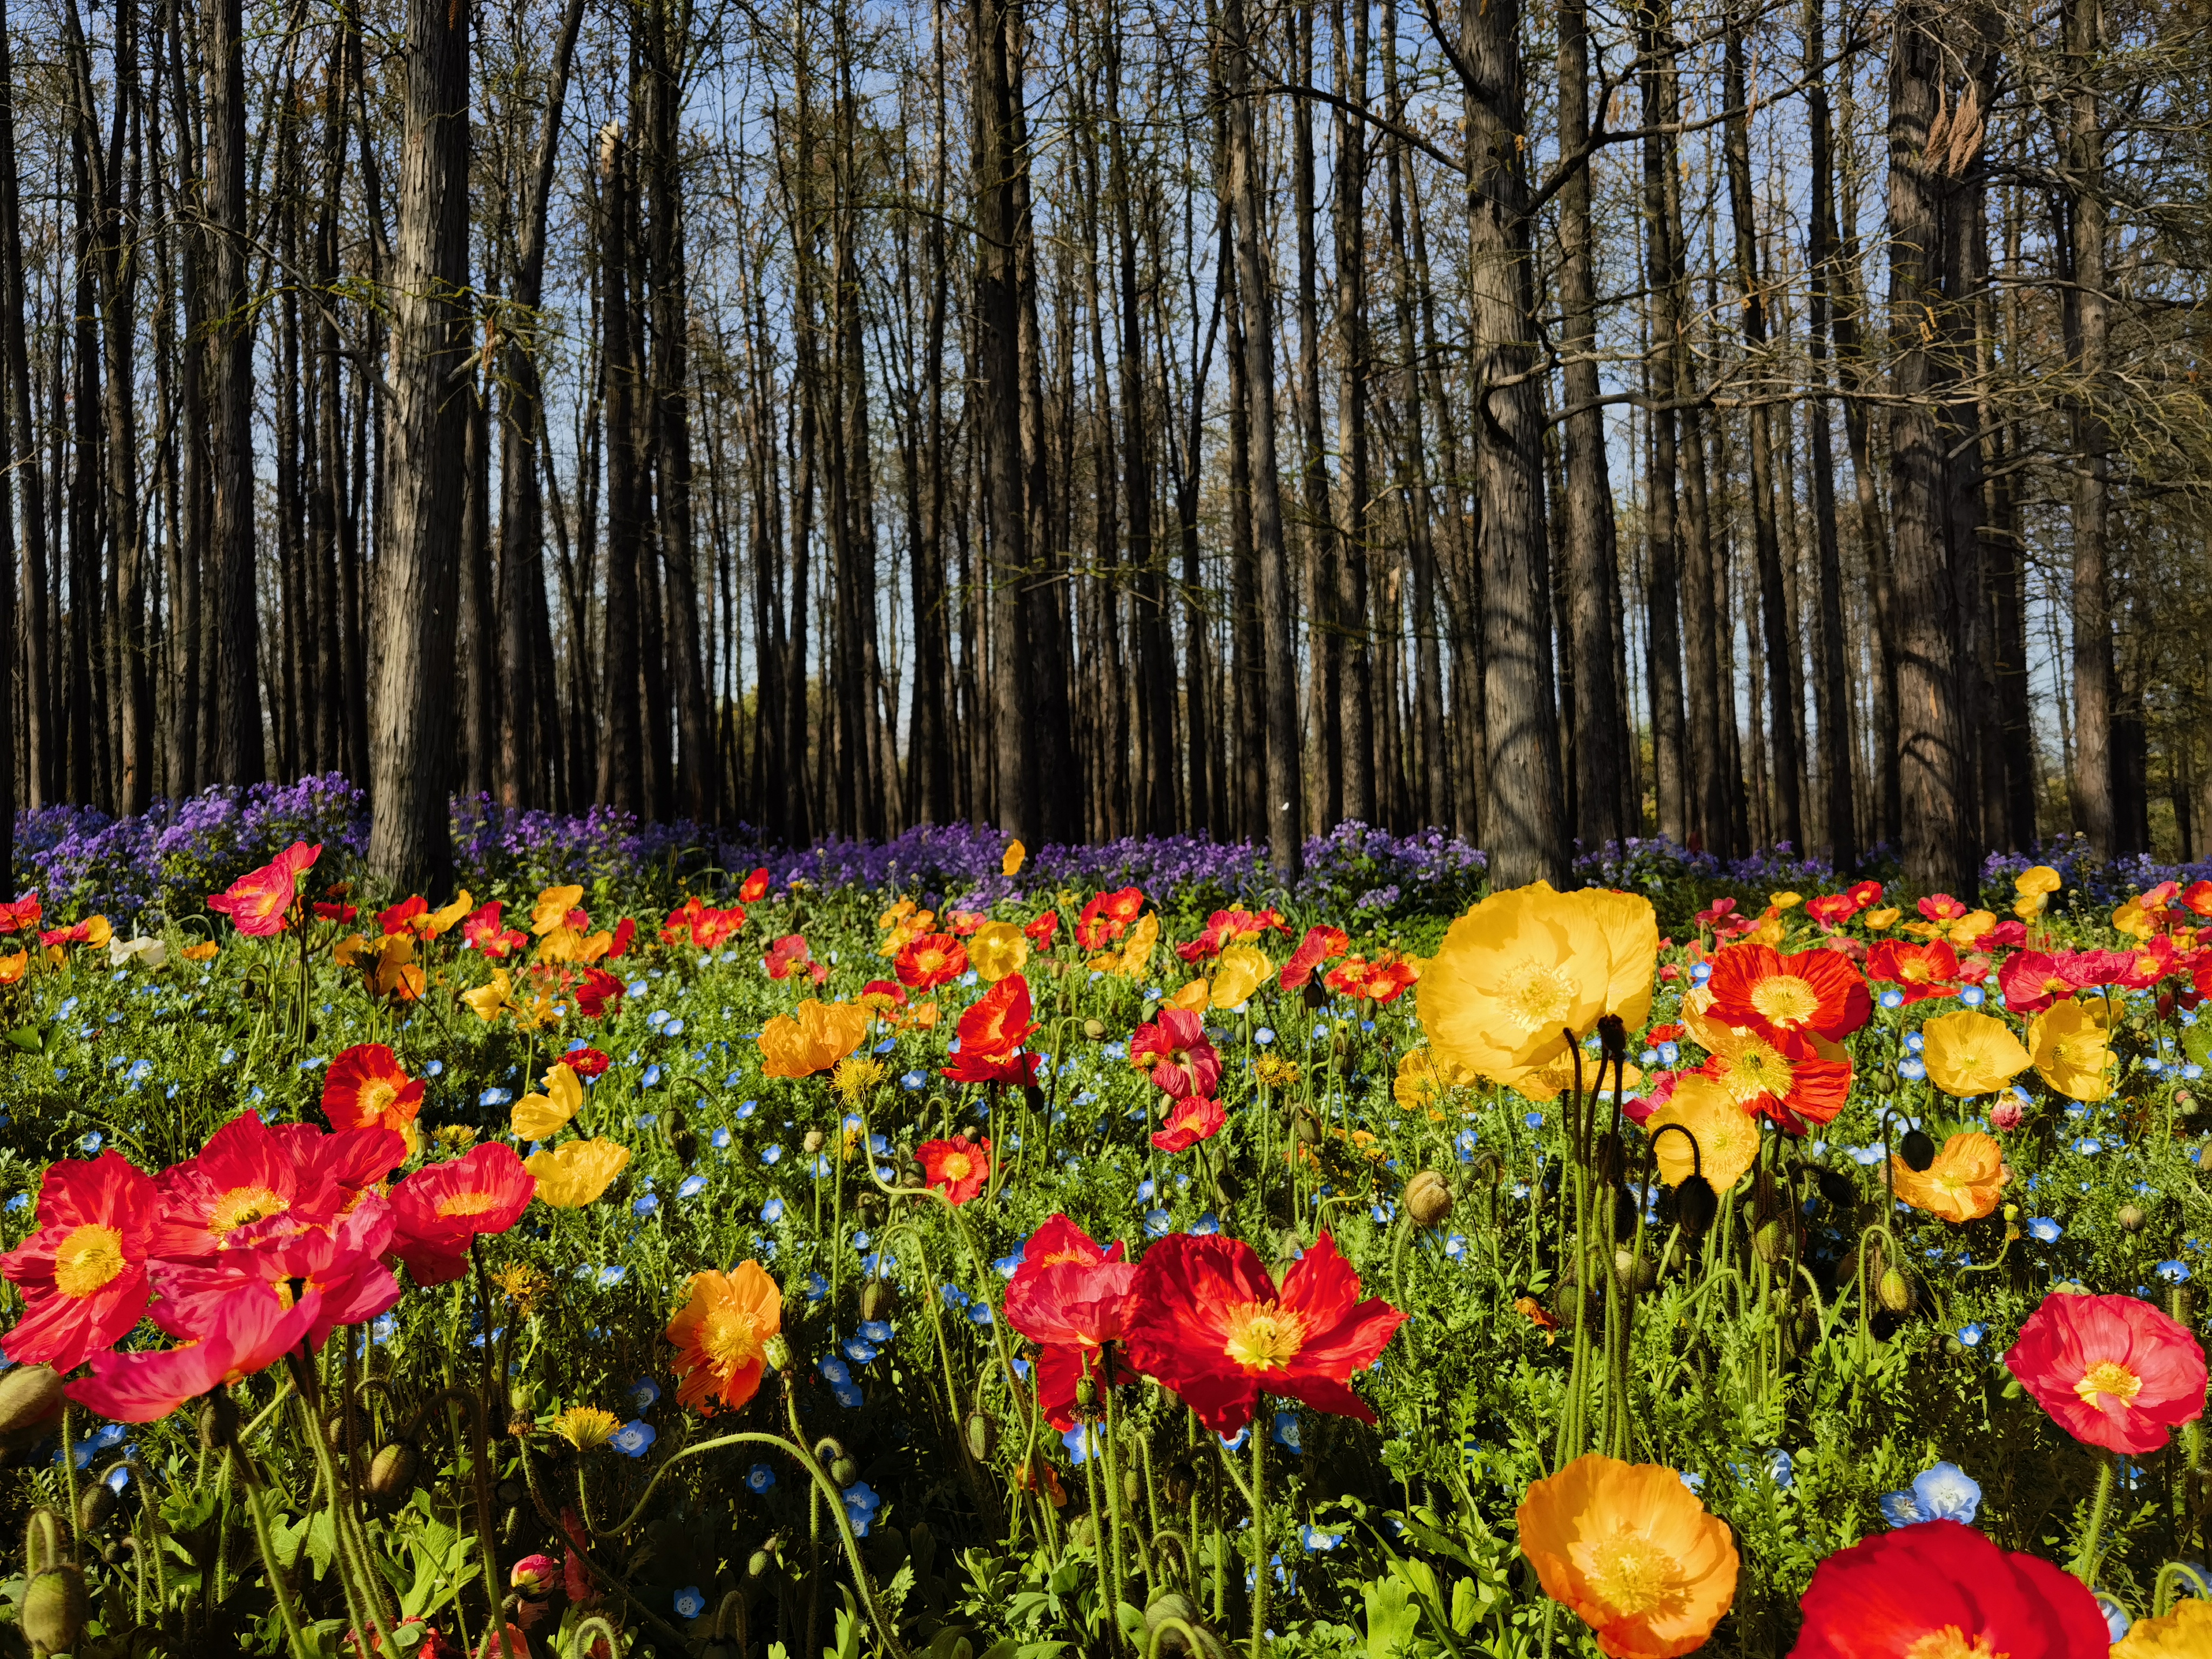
[1724,1041,1792,1098]
[940,1153,974,1182]
[2075,1359,2143,1409]
[52,1224,126,1298]
[1749,975,1820,1027]
[2053,1033,2105,1070]
[438,1189,503,1218]
[1497,962,1576,1035]
[1222,1304,1307,1372]
[359,1078,399,1120]
[702,1304,765,1372]
[210,1185,289,1237]
[1903,1629,2004,1659]
[1584,1531,1683,1617]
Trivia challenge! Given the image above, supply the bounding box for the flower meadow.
[0,799,2208,1655]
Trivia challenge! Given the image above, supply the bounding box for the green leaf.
[1364,1576,1424,1659]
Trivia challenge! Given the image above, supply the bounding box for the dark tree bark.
[1333,0,1374,827]
[3,0,53,812]
[596,123,648,814]
[367,0,472,892]
[1804,0,1856,868]
[204,0,261,784]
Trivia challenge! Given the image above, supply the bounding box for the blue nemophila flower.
[1523,1111,1543,1130]
[1145,1208,1172,1237]
[674,1587,706,1620]
[761,1145,784,1165]
[2099,1596,2132,1643]
[1062,1424,1104,1464]
[2159,1260,2192,1283]
[666,1019,686,1037]
[860,1320,893,1344]
[372,1314,398,1341]
[941,1283,971,1309]
[806,1272,829,1303]
[2074,1137,2102,1156]
[678,1175,707,1199]
[627,979,648,997]
[1899,1058,1927,1081]
[1881,1462,1982,1528]
[902,1070,926,1091]
[842,1338,879,1365]
[1766,1449,1793,1489]
[1958,1322,1986,1347]
[1256,1027,1276,1046]
[994,1253,1023,1279]
[632,1194,660,1217]
[597,1266,628,1287]
[2026,1217,2062,1243]
[79,1131,104,1154]
[842,1480,882,1534]
[1679,1471,1705,1493]
[747,1463,777,1493]
[1904,1030,1926,1054]
[611,1420,656,1458]
[1300,1526,1343,1552]
[1192,1212,1222,1236]
[1272,1411,1302,1453]
[424,1060,444,1076]
[627,1378,662,1412]
[737,1100,758,1120]
[760,1196,785,1223]
[833,1382,864,1408]
[819,1357,852,1386]
[642,1065,664,1088]
[968,1303,994,1326]
[1880,988,1905,1010]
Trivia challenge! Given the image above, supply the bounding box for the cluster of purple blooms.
[15,780,1489,923]
[1980,837,2212,908]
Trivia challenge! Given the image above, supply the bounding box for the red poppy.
[0,891,42,934]
[1698,1040,1853,1134]
[1918,894,1970,923]
[1325,954,1419,1004]
[2183,879,2212,919]
[1703,943,1870,1055]
[605,917,638,960]
[1151,1093,1226,1154]
[387,1144,538,1286]
[2005,1290,2207,1454]
[461,900,525,957]
[1846,880,1884,910]
[739,868,772,903]
[381,895,429,936]
[274,1123,408,1198]
[1024,911,1061,949]
[1076,887,1146,951]
[765,934,812,980]
[1006,1215,1137,1429]
[574,968,625,1020]
[323,1044,426,1149]
[1175,907,1291,963]
[1279,926,1350,992]
[663,898,745,950]
[564,1046,611,1080]
[943,1044,1042,1087]
[1123,1231,1404,1434]
[207,842,321,937]
[1865,939,1963,1004]
[1975,919,2028,951]
[152,1111,340,1261]
[0,1153,158,1371]
[2112,935,2181,991]
[661,896,710,946]
[153,1198,401,1351]
[917,1135,991,1205]
[1130,1008,1221,1100]
[1791,1520,2106,1659]
[1999,949,2110,1014]
[1695,896,1739,929]
[896,932,968,991]
[957,973,1037,1055]
[40,918,107,949]
[66,1289,322,1424]
[1802,893,1858,931]
[314,900,359,923]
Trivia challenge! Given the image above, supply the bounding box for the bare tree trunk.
[2062,0,2114,855]
[1333,0,1373,826]
[1804,0,1855,868]
[3,0,52,812]
[367,0,471,891]
[205,0,261,783]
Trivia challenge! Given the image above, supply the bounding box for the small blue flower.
[632,1194,660,1217]
[1300,1525,1342,1552]
[1271,1410,1302,1453]
[1678,1471,1705,1493]
[833,1382,864,1409]
[1219,1426,1251,1452]
[1880,988,1905,1009]
[627,1378,661,1412]
[597,1266,629,1287]
[1144,1208,1171,1238]
[747,1463,777,1493]
[2161,1260,2194,1283]
[761,1197,784,1223]
[860,1320,893,1343]
[1192,1212,1222,1237]
[2098,1596,2132,1642]
[968,1302,994,1326]
[2074,1137,2102,1156]
[1523,1111,1543,1130]
[674,1586,706,1620]
[902,1070,926,1091]
[1062,1424,1104,1464]
[1766,1448,1794,1489]
[1957,1322,1986,1347]
[2027,1217,2062,1244]
[1959,986,1985,1007]
[761,1145,784,1165]
[806,1271,829,1303]
[819,1355,853,1386]
[611,1420,657,1458]
[842,1337,879,1365]
[1899,1057,1927,1081]
[678,1175,708,1198]
[711,1128,732,1149]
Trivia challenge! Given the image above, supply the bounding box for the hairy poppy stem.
[1248,1415,1267,1659]
[2071,1455,2116,1584]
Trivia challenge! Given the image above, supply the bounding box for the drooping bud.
[1404,1171,1454,1230]
[1899,1129,1937,1174]
[22,1567,88,1652]
[1591,1131,1626,1186]
[1083,1018,1107,1040]
[199,1388,240,1452]
[1674,1176,1718,1238]
[0,1365,64,1441]
[1813,1167,1857,1209]
[965,1411,996,1462]
[1162,1460,1196,1507]
[1301,981,1327,1010]
[1877,1267,1914,1315]
[77,1481,116,1532]
[860,1279,899,1322]
[765,1334,793,1371]
[1023,1084,1047,1116]
[1596,1014,1627,1060]
[366,1443,419,1501]
[830,1452,861,1487]
[509,1381,542,1418]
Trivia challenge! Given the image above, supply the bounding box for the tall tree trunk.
[367,0,471,891]
[597,124,648,814]
[1804,0,1855,868]
[1461,0,1566,884]
[205,0,261,783]
[4,0,52,812]
[2062,0,2114,855]
[1333,0,1374,827]
[1638,2,1685,843]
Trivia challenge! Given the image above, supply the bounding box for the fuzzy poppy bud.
[1075,1376,1097,1412]
[765,1335,793,1371]
[748,1547,777,1579]
[1405,1171,1454,1229]
[1613,1247,1657,1297]
[1899,1129,1937,1173]
[366,1444,417,1501]
[2119,1203,2147,1233]
[1674,1176,1718,1237]
[1292,1110,1322,1147]
[1084,1019,1107,1040]
[830,1453,860,1486]
[509,1381,542,1418]
[860,1279,899,1322]
[1813,1167,1856,1209]
[1752,1217,1791,1266]
[965,1411,996,1462]
[77,1481,116,1532]
[671,1129,698,1164]
[1301,981,1327,1010]
[22,1567,87,1652]
[1591,1131,1626,1186]
[1163,1460,1196,1506]
[802,1130,826,1154]
[1023,1084,1047,1115]
[1877,1267,1914,1314]
[199,1388,240,1452]
[1612,1186,1641,1239]
[0,1365,64,1442]
[1596,1014,1627,1060]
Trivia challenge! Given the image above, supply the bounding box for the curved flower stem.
[239,1454,313,1659]
[512,1441,696,1653]
[779,1373,913,1659]
[294,1371,395,1656]
[2071,1455,2117,1584]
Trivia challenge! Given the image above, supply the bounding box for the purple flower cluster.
[1980,837,2212,909]
[1575,834,1840,894]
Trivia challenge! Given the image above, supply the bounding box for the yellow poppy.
[1002,839,1027,877]
[1862,907,1901,930]
[428,891,473,937]
[969,921,1029,983]
[1890,1131,2008,1224]
[1944,909,1997,948]
[1919,1010,2031,1098]
[526,1138,631,1208]
[1394,1047,1478,1114]
[2028,998,2115,1102]
[1165,980,1210,1013]
[1419,882,1657,1097]
[1769,891,1803,911]
[2015,865,2061,895]
[2114,1599,2212,1657]
[512,1063,584,1141]
[2013,893,2048,922]
[2113,899,2155,940]
[758,1000,871,1080]
[1090,911,1158,979]
[462,970,512,1024]
[368,935,423,1002]
[530,885,584,936]
[1517,1453,1738,1659]
[1647,1074,1759,1193]
[1210,945,1271,1010]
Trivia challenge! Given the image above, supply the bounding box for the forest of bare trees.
[0,0,2208,893]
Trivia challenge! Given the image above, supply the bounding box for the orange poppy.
[758,1000,869,1079]
[323,1044,425,1154]
[1889,1131,2008,1224]
[665,1262,782,1413]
